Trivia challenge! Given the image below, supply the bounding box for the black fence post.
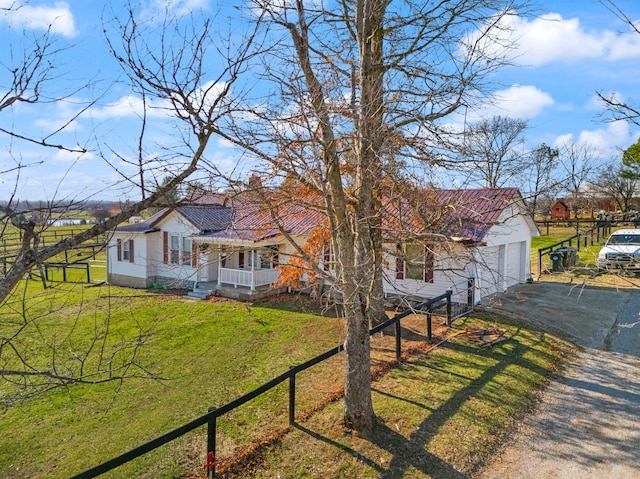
[446,290,452,326]
[538,249,543,276]
[395,320,401,362]
[206,407,217,479]
[86,263,91,283]
[467,278,474,310]
[289,367,296,426]
[426,306,432,340]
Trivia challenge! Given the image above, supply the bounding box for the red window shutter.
[163,232,168,264]
[191,242,198,268]
[238,250,245,268]
[117,239,122,262]
[395,243,404,280]
[129,239,134,263]
[424,246,434,283]
[323,245,330,271]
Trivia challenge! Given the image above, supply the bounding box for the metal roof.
[114,188,529,244]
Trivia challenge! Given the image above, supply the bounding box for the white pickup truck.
[596,229,640,270]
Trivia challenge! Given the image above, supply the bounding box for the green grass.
[0,282,344,479]
[532,225,621,273]
[247,313,571,478]
[0,278,573,479]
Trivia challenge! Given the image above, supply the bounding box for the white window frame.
[123,240,131,261]
[170,235,180,264]
[182,237,192,266]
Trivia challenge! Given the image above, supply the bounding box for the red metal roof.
[115,187,526,244]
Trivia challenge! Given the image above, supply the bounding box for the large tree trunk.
[368,213,389,328]
[356,0,387,332]
[341,281,375,433]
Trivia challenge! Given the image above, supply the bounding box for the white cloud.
[465,84,554,122]
[553,121,635,159]
[0,1,77,37]
[52,148,94,163]
[141,0,211,21]
[510,13,640,66]
[34,97,85,133]
[89,95,171,120]
[89,82,228,121]
[491,84,555,118]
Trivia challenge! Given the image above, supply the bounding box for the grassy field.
[0,276,573,479]
[0,282,346,478]
[0,224,629,478]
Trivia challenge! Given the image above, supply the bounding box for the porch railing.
[219,267,280,290]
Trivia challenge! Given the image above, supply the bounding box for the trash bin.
[550,247,578,272]
[550,250,564,272]
[557,247,578,267]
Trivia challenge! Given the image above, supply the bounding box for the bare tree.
[597,1,640,125]
[208,0,531,433]
[556,139,598,216]
[1,4,259,399]
[521,143,560,216]
[456,115,529,188]
[593,161,638,212]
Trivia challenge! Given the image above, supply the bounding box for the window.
[405,244,424,280]
[182,238,192,265]
[399,243,434,283]
[323,244,335,271]
[123,240,131,261]
[247,249,275,269]
[117,239,134,263]
[170,235,179,264]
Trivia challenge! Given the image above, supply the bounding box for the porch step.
[187,286,215,300]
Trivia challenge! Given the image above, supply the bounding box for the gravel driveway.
[477,282,640,479]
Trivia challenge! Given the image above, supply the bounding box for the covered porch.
[192,238,283,295]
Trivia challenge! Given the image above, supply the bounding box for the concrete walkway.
[477,282,640,479]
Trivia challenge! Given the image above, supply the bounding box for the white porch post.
[250,249,255,292]
[217,247,222,288]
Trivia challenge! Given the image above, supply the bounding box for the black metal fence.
[70,279,476,479]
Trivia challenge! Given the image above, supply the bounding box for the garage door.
[477,245,503,298]
[506,241,525,287]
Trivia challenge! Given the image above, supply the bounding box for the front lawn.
[0,281,572,479]
[0,282,343,478]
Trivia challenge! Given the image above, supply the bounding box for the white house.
[107,193,325,299]
[107,188,538,303]
[382,188,538,306]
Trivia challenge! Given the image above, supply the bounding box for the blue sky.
[1,0,640,201]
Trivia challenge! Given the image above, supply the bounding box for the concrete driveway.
[477,281,640,479]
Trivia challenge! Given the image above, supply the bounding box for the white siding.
[152,212,199,284]
[107,231,149,287]
[383,243,474,302]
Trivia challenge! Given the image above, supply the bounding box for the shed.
[550,200,570,220]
